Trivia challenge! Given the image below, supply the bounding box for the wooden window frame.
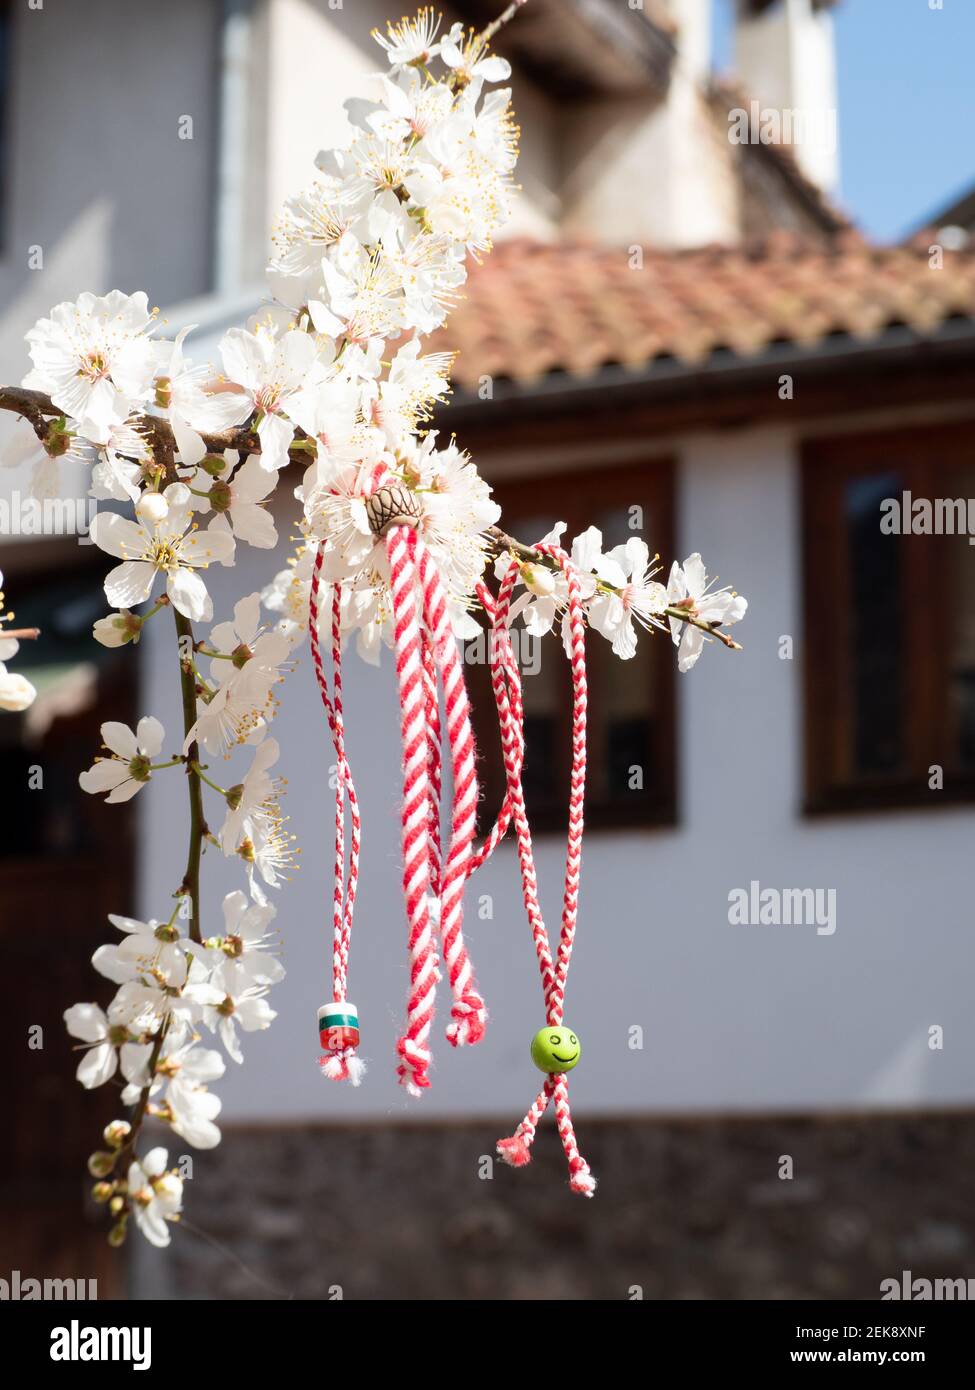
[802,419,975,815]
[470,456,678,835]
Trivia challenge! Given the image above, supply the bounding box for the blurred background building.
[2,0,975,1299]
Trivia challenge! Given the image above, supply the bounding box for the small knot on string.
[396,1036,433,1096]
[445,990,487,1047]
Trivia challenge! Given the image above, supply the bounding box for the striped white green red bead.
[319,1002,359,1052]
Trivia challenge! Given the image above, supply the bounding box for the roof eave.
[438,320,975,434]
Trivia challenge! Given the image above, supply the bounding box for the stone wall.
[140,1110,975,1301]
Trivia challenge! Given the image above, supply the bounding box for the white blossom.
[89,482,234,621]
[78,716,166,803]
[0,571,38,711]
[64,1003,124,1089]
[165,1077,223,1150]
[204,890,285,989]
[127,1148,183,1248]
[119,1031,224,1107]
[194,454,279,550]
[372,9,457,71]
[201,964,277,1065]
[586,537,666,660]
[219,324,324,471]
[23,290,157,442]
[667,553,748,673]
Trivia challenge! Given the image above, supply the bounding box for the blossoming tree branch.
[0,2,746,1243]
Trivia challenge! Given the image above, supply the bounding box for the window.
[802,421,975,813]
[0,546,136,860]
[0,543,132,1297]
[469,458,677,834]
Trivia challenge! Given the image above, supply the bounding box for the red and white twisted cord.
[309,546,364,1084]
[493,545,596,1196]
[387,524,442,1094]
[422,637,443,896]
[414,530,486,1047]
[466,577,525,875]
[538,542,587,1024]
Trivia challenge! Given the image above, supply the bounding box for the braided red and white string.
[490,546,596,1196]
[309,545,364,1085]
[311,517,518,1093]
[414,531,486,1048]
[469,578,524,873]
[308,517,592,1190]
[387,523,442,1094]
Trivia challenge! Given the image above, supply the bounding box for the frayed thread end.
[496,1134,531,1168]
[569,1167,597,1198]
[318,1050,367,1087]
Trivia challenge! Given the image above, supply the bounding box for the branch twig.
[475,0,528,51]
[174,609,207,944]
[486,525,743,651]
[0,390,740,653]
[0,386,265,482]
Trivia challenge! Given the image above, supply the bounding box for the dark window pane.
[607,716,650,795]
[474,466,675,831]
[521,713,559,813]
[948,464,975,769]
[845,472,904,775]
[0,563,132,860]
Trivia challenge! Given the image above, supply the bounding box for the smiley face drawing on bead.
[530,1026,581,1073]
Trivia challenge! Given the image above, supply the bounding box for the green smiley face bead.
[530,1026,581,1073]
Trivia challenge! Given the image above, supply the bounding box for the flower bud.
[103,1120,131,1149]
[136,491,169,526]
[45,418,73,458]
[88,1150,116,1177]
[208,479,233,513]
[0,674,36,712]
[91,1182,114,1204]
[521,562,556,598]
[109,1195,125,1216]
[107,1218,128,1248]
[93,610,142,648]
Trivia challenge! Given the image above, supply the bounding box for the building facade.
[2,0,974,1299]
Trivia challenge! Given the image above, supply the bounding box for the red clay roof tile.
[432,237,975,388]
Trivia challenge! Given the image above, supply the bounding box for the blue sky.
[711,0,975,242]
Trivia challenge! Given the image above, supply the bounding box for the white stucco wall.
[0,0,222,387]
[138,417,975,1123]
[734,0,839,193]
[0,0,223,518]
